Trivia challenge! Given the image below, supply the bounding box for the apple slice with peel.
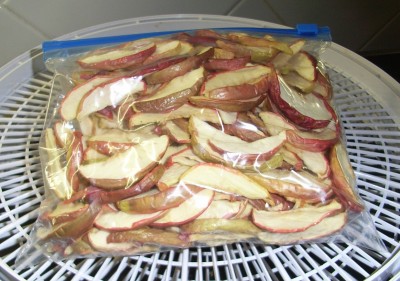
[47,202,89,225]
[252,200,342,233]
[133,67,204,113]
[77,39,157,70]
[117,184,203,213]
[285,143,330,179]
[66,131,83,192]
[250,169,333,203]
[268,72,333,129]
[145,56,203,85]
[151,188,214,227]
[163,121,191,144]
[87,164,165,204]
[159,144,188,165]
[257,212,347,244]
[44,128,73,200]
[329,143,364,212]
[201,65,271,99]
[82,147,108,163]
[286,128,338,152]
[216,40,278,63]
[94,205,166,231]
[166,147,204,167]
[129,103,236,127]
[60,76,114,121]
[227,32,292,54]
[285,51,317,81]
[53,121,73,148]
[204,56,250,71]
[278,147,303,171]
[197,200,242,219]
[106,227,189,247]
[143,40,193,65]
[189,116,286,166]
[157,163,191,191]
[189,95,264,112]
[271,39,305,69]
[37,203,101,240]
[313,70,333,100]
[181,218,261,234]
[87,228,142,253]
[79,135,168,190]
[76,76,145,121]
[259,111,297,136]
[180,163,270,200]
[282,71,315,93]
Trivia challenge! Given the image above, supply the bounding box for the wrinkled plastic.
[16,27,386,267]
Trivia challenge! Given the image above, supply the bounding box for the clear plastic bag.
[16,25,386,267]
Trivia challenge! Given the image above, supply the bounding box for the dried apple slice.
[94,205,166,231]
[77,39,157,70]
[106,227,189,247]
[329,143,364,212]
[53,121,73,148]
[270,39,305,69]
[151,188,214,227]
[117,184,203,213]
[189,116,286,166]
[87,228,142,252]
[252,200,342,233]
[285,51,318,81]
[313,70,333,100]
[189,95,264,112]
[79,135,168,190]
[66,131,84,192]
[47,202,89,225]
[76,76,145,121]
[248,169,332,203]
[268,71,333,129]
[285,143,330,179]
[133,67,204,113]
[286,128,338,152]
[227,32,292,54]
[180,163,270,200]
[181,218,261,234]
[129,103,236,127]
[60,76,114,121]
[282,71,315,93]
[143,40,193,64]
[165,147,204,167]
[157,163,191,191]
[44,128,73,200]
[257,212,347,244]
[197,200,243,219]
[162,121,191,144]
[204,56,250,71]
[259,111,297,135]
[201,65,271,99]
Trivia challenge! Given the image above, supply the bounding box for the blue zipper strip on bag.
[42,24,331,61]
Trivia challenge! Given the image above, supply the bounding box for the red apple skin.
[268,69,332,130]
[189,95,264,112]
[42,203,90,226]
[95,106,114,120]
[89,164,166,204]
[204,56,250,71]
[313,70,333,100]
[116,184,204,214]
[77,42,156,70]
[286,130,338,153]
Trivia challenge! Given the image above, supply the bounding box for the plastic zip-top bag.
[16,24,386,267]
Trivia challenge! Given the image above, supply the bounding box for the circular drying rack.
[0,15,399,281]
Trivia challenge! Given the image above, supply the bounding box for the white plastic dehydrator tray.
[0,14,399,281]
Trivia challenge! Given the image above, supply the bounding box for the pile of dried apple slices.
[39,30,364,257]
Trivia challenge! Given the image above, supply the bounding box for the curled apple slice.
[77,76,145,121]
[53,121,73,148]
[151,188,214,227]
[79,135,168,190]
[162,121,191,144]
[268,71,333,129]
[106,227,189,247]
[201,65,271,99]
[270,39,305,69]
[157,163,191,191]
[249,169,332,203]
[47,202,89,225]
[181,218,261,234]
[87,228,142,253]
[189,116,285,166]
[257,212,347,245]
[227,32,292,54]
[117,184,203,213]
[197,200,243,219]
[285,51,317,81]
[204,56,250,71]
[252,200,342,233]
[94,205,166,231]
[143,40,193,65]
[60,76,114,121]
[330,143,364,212]
[129,104,237,127]
[189,95,264,112]
[77,39,157,70]
[133,67,204,113]
[180,163,270,200]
